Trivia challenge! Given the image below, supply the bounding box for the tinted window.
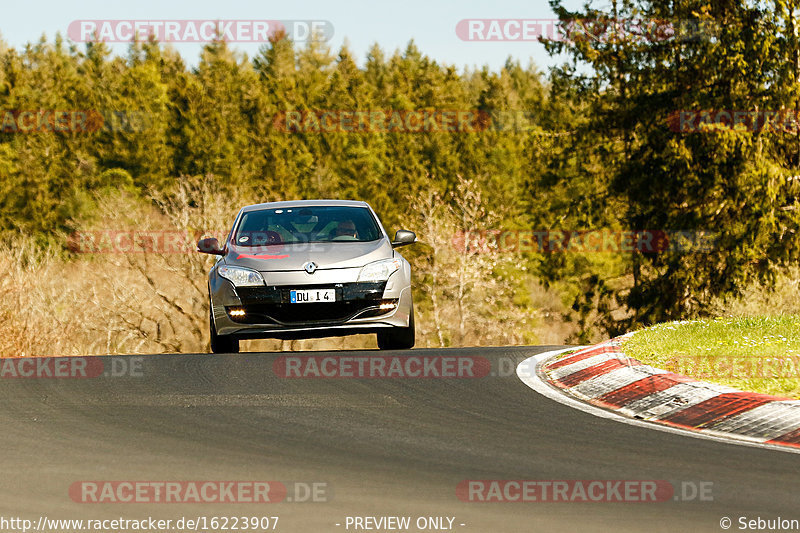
[234,206,382,246]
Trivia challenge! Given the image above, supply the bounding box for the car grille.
[231,282,391,325]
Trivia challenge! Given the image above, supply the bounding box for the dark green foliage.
[532,0,800,333]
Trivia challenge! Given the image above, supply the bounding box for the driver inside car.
[332,220,358,240]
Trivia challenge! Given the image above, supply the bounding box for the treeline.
[0,32,546,236]
[2,0,800,340]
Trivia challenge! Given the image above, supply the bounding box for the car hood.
[224,239,393,272]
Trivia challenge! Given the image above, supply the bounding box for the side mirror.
[197,237,225,255]
[391,230,417,248]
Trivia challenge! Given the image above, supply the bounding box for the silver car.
[197,200,417,353]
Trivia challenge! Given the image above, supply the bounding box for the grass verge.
[623,316,800,399]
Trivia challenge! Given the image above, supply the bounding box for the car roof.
[239,199,371,212]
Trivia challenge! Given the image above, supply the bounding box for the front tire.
[377,307,415,350]
[210,307,239,354]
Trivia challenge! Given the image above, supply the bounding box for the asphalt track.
[0,346,798,533]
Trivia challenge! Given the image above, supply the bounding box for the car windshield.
[234,205,382,246]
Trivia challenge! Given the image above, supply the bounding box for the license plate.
[290,289,336,303]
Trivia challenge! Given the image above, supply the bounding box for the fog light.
[380,302,397,310]
[229,308,246,317]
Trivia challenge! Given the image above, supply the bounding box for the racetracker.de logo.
[668,110,800,134]
[0,110,152,134]
[274,356,491,378]
[0,110,103,133]
[69,230,225,254]
[0,357,143,379]
[456,480,713,502]
[455,18,718,43]
[0,357,103,378]
[69,481,286,504]
[273,110,493,134]
[68,230,326,256]
[451,229,718,254]
[68,20,334,43]
[665,354,800,379]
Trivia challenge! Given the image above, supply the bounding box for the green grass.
[623,315,800,399]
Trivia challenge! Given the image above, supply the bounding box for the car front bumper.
[210,270,413,339]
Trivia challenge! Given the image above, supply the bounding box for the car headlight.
[217,265,265,287]
[357,258,402,282]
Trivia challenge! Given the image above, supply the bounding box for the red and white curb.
[516,336,800,453]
